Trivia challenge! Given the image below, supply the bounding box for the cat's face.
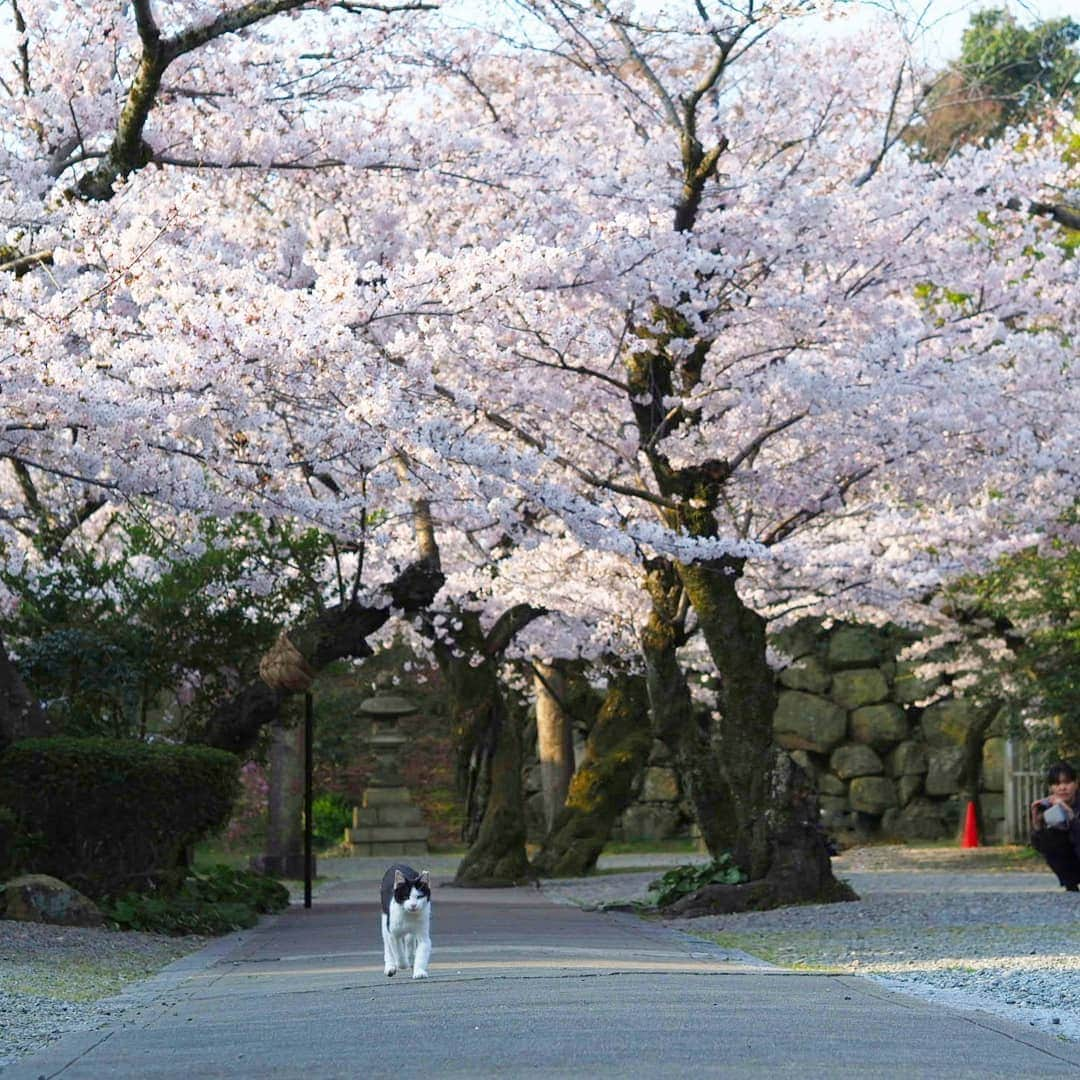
[393,870,431,912]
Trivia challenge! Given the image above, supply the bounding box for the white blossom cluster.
[0,0,1076,674]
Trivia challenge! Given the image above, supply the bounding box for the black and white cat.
[380,864,431,979]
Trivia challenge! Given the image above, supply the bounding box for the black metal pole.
[304,690,313,909]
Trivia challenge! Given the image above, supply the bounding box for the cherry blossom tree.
[370,1,1079,898]
[2,0,1078,903]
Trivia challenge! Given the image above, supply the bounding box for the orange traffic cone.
[961,801,979,848]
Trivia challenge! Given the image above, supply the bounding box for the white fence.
[1003,738,1043,843]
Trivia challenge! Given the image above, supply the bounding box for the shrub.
[649,854,747,907]
[311,792,352,849]
[101,864,289,935]
[103,895,260,935]
[0,737,239,900]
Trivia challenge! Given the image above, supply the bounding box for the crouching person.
[1031,761,1080,892]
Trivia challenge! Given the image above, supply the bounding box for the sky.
[797,0,1080,64]
[0,0,1076,72]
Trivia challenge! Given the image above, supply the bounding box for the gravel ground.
[4,846,1077,1070]
[0,921,206,1071]
[543,846,1080,1044]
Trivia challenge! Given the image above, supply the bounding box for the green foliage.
[103,895,258,935]
[649,853,747,907]
[0,513,334,741]
[0,737,239,899]
[958,9,1079,120]
[102,865,289,935]
[948,543,1080,756]
[311,792,352,848]
[912,9,1079,161]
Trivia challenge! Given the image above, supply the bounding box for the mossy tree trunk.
[435,606,541,885]
[403,492,541,885]
[530,673,650,878]
[602,41,849,909]
[624,316,846,904]
[640,559,728,857]
[450,672,531,885]
[674,556,777,878]
[665,750,857,915]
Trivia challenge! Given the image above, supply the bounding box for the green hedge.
[0,737,239,899]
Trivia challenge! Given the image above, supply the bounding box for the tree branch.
[484,603,547,657]
[0,250,54,277]
[761,464,878,546]
[1009,197,1080,231]
[10,0,31,96]
[727,412,808,475]
[75,0,429,201]
[201,557,444,752]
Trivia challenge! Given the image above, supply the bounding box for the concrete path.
[10,857,1080,1079]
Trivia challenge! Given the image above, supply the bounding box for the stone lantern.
[343,688,430,856]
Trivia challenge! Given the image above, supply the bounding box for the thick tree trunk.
[200,559,443,754]
[664,751,857,916]
[451,667,531,885]
[530,674,650,878]
[402,491,540,886]
[533,661,574,832]
[675,556,776,877]
[640,560,729,856]
[0,630,55,751]
[670,558,852,910]
[418,603,541,887]
[616,72,845,909]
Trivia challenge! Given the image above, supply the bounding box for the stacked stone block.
[773,621,1002,843]
[608,743,697,844]
[345,787,430,856]
[522,620,1007,845]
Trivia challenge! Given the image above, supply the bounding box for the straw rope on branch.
[258,632,315,693]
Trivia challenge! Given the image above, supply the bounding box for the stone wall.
[522,718,697,845]
[771,621,1004,844]
[523,621,1006,845]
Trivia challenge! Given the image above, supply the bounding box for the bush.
[101,864,289,935]
[649,854,747,907]
[311,792,352,849]
[0,737,240,900]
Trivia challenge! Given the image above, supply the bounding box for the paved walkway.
[10,857,1080,1078]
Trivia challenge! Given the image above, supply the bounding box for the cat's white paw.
[384,965,397,977]
[412,969,429,980]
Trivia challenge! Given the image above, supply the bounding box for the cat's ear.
[394,870,406,887]
[418,870,430,885]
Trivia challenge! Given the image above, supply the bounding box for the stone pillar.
[251,719,312,878]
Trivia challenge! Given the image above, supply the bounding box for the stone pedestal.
[345,787,429,856]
